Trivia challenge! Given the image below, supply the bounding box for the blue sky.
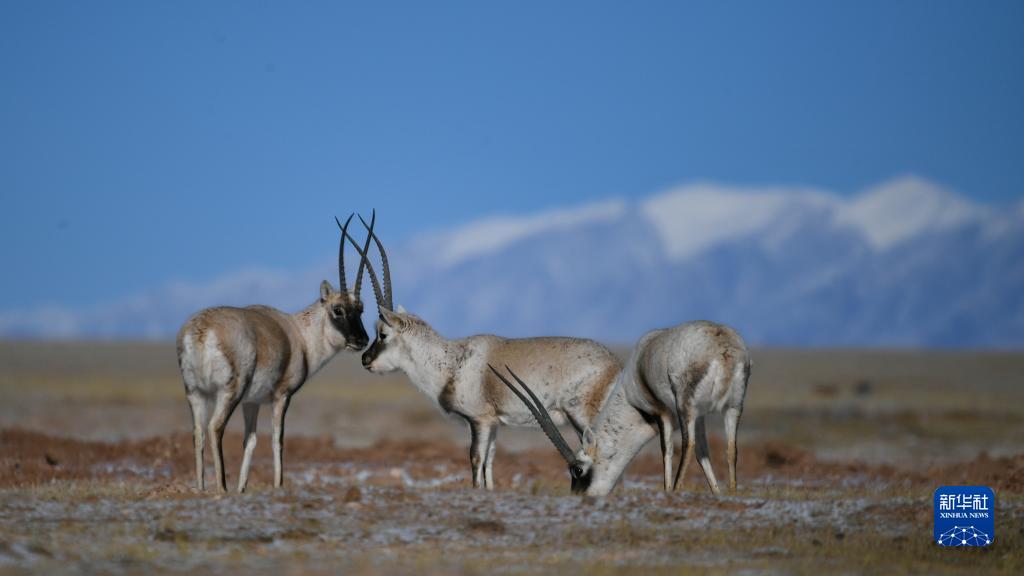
[2,1,1022,310]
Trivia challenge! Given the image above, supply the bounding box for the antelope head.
[338,212,421,373]
[325,213,372,351]
[488,365,598,494]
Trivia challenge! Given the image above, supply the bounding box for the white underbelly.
[499,409,567,428]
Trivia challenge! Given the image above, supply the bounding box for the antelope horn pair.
[487,365,577,465]
[334,214,368,298]
[335,209,394,313]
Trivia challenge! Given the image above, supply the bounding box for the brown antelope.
[176,214,374,492]
[493,320,751,496]
[343,215,622,490]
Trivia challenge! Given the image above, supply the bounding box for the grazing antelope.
[492,320,751,497]
[343,216,621,490]
[176,214,374,492]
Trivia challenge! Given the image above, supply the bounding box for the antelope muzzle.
[361,339,381,369]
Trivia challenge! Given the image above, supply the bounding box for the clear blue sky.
[2,1,1022,310]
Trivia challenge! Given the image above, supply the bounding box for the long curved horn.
[358,213,392,311]
[352,209,376,299]
[334,214,354,293]
[488,364,576,464]
[342,225,387,314]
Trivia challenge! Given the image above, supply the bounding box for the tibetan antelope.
[492,320,751,496]
[176,214,374,492]
[342,215,621,490]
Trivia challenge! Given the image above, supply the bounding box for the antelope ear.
[320,280,332,302]
[396,304,407,314]
[582,426,595,447]
[380,308,407,331]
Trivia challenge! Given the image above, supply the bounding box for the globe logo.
[937,525,991,546]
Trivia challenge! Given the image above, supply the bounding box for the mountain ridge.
[3,176,1021,347]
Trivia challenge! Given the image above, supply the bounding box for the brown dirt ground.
[4,428,1022,494]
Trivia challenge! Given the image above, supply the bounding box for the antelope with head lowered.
[344,215,622,490]
[177,214,375,492]
[492,320,751,496]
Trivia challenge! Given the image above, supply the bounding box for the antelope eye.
[572,465,583,477]
[333,306,344,316]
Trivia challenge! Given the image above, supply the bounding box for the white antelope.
[343,216,622,490]
[176,214,374,492]
[492,320,751,496]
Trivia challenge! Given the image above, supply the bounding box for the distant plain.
[1,342,1021,573]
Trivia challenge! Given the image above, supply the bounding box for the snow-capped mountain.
[3,176,1022,347]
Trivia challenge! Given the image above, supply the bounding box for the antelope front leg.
[483,425,498,490]
[657,415,674,492]
[468,420,493,489]
[271,394,292,488]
